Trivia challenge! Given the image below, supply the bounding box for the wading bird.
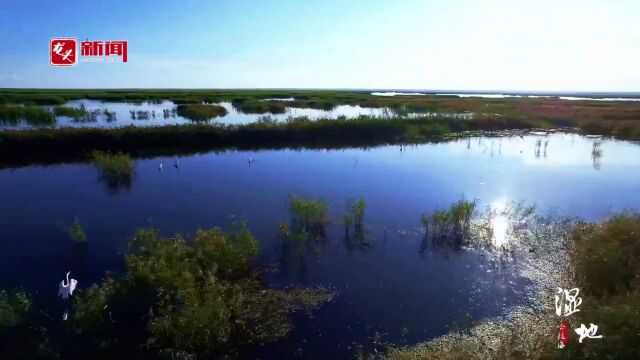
[58,271,78,300]
[173,158,180,168]
[159,163,163,171]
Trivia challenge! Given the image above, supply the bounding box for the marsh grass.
[90,151,134,193]
[68,217,87,242]
[232,98,287,114]
[0,105,55,125]
[350,198,366,233]
[71,223,334,358]
[54,106,86,119]
[90,151,133,177]
[176,104,228,121]
[282,196,330,242]
[421,199,476,247]
[287,196,328,229]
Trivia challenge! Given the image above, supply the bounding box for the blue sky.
[1,0,639,90]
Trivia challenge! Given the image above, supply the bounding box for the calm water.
[0,99,392,129]
[371,91,640,102]
[1,133,639,358]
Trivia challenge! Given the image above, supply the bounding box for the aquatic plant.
[350,198,366,234]
[421,199,477,246]
[68,217,87,242]
[231,98,287,114]
[71,223,334,358]
[287,195,329,230]
[0,105,55,125]
[90,151,134,193]
[176,104,228,121]
[54,106,86,119]
[90,151,133,177]
[0,289,31,331]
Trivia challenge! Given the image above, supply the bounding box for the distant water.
[371,91,640,101]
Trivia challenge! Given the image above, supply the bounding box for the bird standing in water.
[58,271,78,300]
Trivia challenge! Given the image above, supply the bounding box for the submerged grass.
[176,104,228,121]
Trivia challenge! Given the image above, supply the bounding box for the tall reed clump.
[343,198,366,239]
[0,289,31,331]
[176,104,228,121]
[286,195,329,239]
[0,105,55,125]
[421,199,476,246]
[71,223,334,358]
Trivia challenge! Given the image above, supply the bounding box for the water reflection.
[0,99,395,130]
[592,140,603,170]
[97,170,132,194]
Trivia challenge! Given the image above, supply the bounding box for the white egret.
[248,157,254,164]
[173,158,179,168]
[58,271,78,300]
[159,163,163,171]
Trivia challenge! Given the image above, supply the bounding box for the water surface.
[1,133,639,358]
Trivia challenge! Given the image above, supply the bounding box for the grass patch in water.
[68,217,87,242]
[421,199,476,246]
[71,222,334,358]
[176,104,228,121]
[90,151,133,177]
[280,196,330,242]
[232,98,287,114]
[53,106,86,119]
[0,105,55,125]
